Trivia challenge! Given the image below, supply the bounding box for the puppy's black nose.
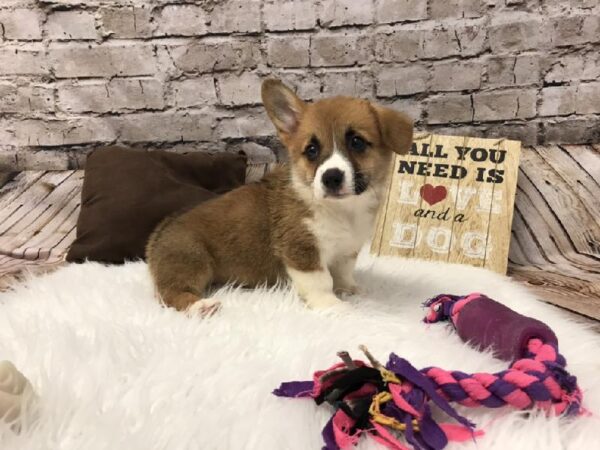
[322,168,344,192]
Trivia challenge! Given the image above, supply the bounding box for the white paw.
[185,298,222,318]
[306,293,343,309]
[0,361,36,425]
[334,283,362,296]
[0,361,27,396]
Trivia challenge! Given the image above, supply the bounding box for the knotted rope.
[423,294,582,417]
[274,293,584,450]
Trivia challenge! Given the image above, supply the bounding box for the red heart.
[420,184,447,206]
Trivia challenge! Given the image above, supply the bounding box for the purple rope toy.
[273,293,585,450]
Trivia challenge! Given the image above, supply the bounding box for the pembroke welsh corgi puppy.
[146,78,413,316]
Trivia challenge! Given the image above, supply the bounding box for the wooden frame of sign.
[371,133,521,274]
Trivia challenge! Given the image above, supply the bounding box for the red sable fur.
[146,79,413,312]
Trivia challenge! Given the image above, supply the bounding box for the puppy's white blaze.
[314,150,354,199]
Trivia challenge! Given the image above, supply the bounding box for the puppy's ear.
[261,79,305,140]
[372,105,414,155]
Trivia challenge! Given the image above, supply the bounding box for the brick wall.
[0,0,599,169]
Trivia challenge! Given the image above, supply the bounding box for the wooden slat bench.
[507,145,600,319]
[1,146,599,320]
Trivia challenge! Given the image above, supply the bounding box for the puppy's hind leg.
[148,242,219,317]
[185,297,221,318]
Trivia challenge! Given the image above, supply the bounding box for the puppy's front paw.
[334,284,362,296]
[306,293,343,309]
[185,298,222,318]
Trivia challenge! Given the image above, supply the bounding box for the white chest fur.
[305,189,379,266]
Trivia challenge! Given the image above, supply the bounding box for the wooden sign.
[371,133,521,274]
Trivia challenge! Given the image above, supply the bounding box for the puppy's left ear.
[261,79,305,143]
[372,105,414,155]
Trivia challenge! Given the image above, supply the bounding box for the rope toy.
[273,293,584,450]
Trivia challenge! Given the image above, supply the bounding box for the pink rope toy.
[274,293,585,450]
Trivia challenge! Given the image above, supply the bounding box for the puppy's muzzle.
[322,168,345,196]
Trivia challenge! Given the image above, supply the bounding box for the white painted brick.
[551,14,600,46]
[430,0,483,19]
[169,38,261,73]
[319,70,374,98]
[112,112,214,142]
[171,77,217,108]
[376,65,428,97]
[157,5,208,37]
[57,79,165,113]
[539,86,577,117]
[542,0,599,14]
[577,82,600,114]
[218,72,263,106]
[0,45,48,75]
[36,0,106,4]
[375,0,427,24]
[267,35,310,68]
[0,122,17,147]
[426,94,473,124]
[218,111,274,139]
[483,122,538,146]
[100,7,154,38]
[15,150,72,170]
[209,0,261,33]
[489,13,549,53]
[384,98,423,123]
[455,21,488,56]
[46,10,97,40]
[49,43,156,78]
[311,33,371,67]
[274,72,321,100]
[0,9,42,40]
[487,54,540,87]
[376,29,422,61]
[0,83,18,110]
[14,118,117,147]
[321,0,373,27]
[0,148,18,170]
[0,82,54,113]
[264,0,317,31]
[544,117,600,144]
[431,60,482,91]
[422,27,461,59]
[147,142,228,155]
[1,0,599,166]
[512,54,540,85]
[544,51,600,83]
[473,89,537,120]
[0,1,37,6]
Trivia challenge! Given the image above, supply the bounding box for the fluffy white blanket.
[1,253,599,450]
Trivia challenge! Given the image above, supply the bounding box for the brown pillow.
[66,146,247,264]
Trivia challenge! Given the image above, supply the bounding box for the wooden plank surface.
[566,145,600,185]
[513,173,599,275]
[0,149,599,323]
[0,171,81,261]
[507,144,600,319]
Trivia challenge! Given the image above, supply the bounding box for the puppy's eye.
[303,143,319,161]
[349,134,367,153]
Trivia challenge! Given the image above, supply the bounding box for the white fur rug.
[1,253,599,450]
